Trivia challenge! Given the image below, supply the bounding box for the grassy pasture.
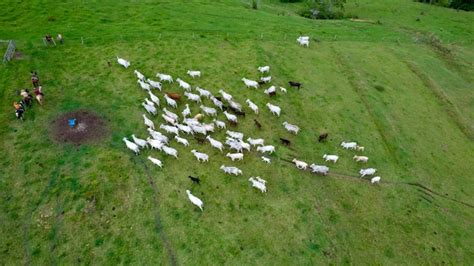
[0,0,473,264]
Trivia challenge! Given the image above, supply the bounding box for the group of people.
[45,33,64,45]
[13,71,45,120]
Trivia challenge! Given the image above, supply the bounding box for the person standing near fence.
[33,86,44,105]
[31,71,40,87]
[13,101,24,120]
[57,33,64,44]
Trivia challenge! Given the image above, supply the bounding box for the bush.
[252,0,259,9]
[299,0,348,20]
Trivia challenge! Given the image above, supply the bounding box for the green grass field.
[1,0,473,264]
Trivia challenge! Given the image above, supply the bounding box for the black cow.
[318,133,328,142]
[288,81,302,89]
[188,176,201,184]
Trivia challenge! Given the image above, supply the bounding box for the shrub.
[252,0,259,9]
[299,0,348,20]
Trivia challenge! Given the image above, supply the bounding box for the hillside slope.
[0,0,473,264]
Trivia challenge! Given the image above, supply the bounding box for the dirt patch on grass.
[50,110,109,145]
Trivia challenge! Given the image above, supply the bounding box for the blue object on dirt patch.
[68,118,76,128]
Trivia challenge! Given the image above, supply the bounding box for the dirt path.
[280,158,474,209]
[134,156,178,266]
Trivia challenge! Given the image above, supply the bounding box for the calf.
[280,138,291,146]
[318,133,328,142]
[166,92,181,101]
[188,175,201,184]
[254,119,262,129]
[288,81,302,89]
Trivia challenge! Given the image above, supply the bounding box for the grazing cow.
[288,81,302,89]
[166,92,181,101]
[188,175,201,184]
[318,133,328,142]
[254,119,262,129]
[279,138,291,146]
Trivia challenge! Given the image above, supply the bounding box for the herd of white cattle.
[118,54,381,212]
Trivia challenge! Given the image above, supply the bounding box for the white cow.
[148,91,160,105]
[245,99,259,114]
[242,78,259,89]
[164,94,178,108]
[187,70,201,78]
[191,150,209,162]
[176,78,192,91]
[148,156,163,168]
[213,119,226,129]
[200,105,217,117]
[323,154,339,163]
[147,129,169,143]
[186,190,203,211]
[353,155,369,163]
[163,108,179,120]
[177,124,193,135]
[264,86,276,95]
[220,165,242,175]
[260,76,271,83]
[371,176,381,184]
[218,89,233,101]
[226,153,243,161]
[184,92,201,103]
[223,111,237,123]
[210,96,224,110]
[206,136,224,151]
[123,137,139,154]
[256,145,275,154]
[292,158,308,170]
[162,114,176,125]
[249,177,267,193]
[160,124,179,135]
[132,134,148,148]
[134,70,145,80]
[116,56,130,68]
[195,87,212,98]
[146,79,162,91]
[142,102,157,115]
[261,156,271,164]
[309,164,329,175]
[182,104,191,118]
[226,130,244,140]
[162,145,178,158]
[360,168,377,177]
[258,66,270,73]
[147,137,165,150]
[266,103,281,117]
[174,135,189,146]
[138,80,151,91]
[143,114,155,129]
[156,72,173,83]
[341,141,358,150]
[247,137,264,146]
[283,121,300,134]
